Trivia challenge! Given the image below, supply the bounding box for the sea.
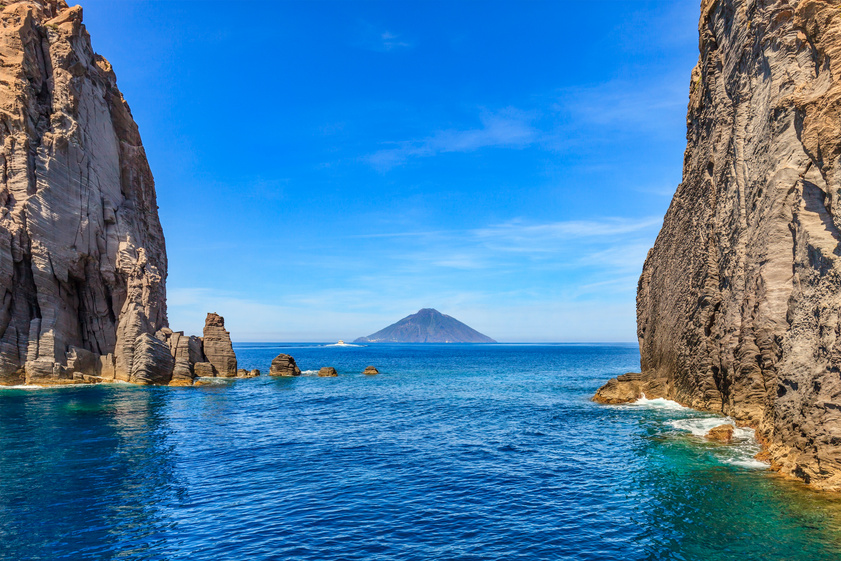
[2,343,841,560]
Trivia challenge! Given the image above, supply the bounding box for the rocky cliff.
[595,0,841,490]
[0,1,240,387]
[0,0,170,384]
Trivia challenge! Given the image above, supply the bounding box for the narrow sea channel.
[1,343,840,560]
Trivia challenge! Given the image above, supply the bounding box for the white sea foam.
[625,394,691,411]
[301,370,319,376]
[723,457,769,469]
[667,417,755,440]
[664,415,769,469]
[0,384,45,390]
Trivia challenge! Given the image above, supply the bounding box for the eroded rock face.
[363,366,379,375]
[269,354,301,377]
[597,0,841,490]
[130,333,173,385]
[202,312,236,377]
[0,1,169,385]
[318,367,337,377]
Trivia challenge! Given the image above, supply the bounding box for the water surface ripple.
[2,344,841,560]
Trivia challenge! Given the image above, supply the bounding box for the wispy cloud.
[360,71,689,171]
[356,22,413,52]
[366,109,538,170]
[473,217,662,253]
[380,31,411,51]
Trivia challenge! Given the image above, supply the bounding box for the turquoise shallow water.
[2,343,841,560]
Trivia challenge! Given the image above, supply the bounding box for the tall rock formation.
[0,1,241,387]
[202,312,236,377]
[0,0,170,384]
[595,0,841,490]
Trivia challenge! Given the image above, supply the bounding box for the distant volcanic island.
[354,309,496,343]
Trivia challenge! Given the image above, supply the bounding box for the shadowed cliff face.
[599,0,841,490]
[0,0,167,384]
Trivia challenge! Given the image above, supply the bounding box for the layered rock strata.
[0,2,244,388]
[595,0,841,490]
[0,0,173,385]
[269,354,301,377]
[202,312,236,377]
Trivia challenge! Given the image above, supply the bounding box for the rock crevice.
[0,2,242,388]
[596,0,841,491]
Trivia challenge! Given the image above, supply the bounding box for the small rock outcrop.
[705,425,735,444]
[363,366,379,375]
[318,367,338,377]
[202,313,237,377]
[269,354,301,377]
[594,0,841,490]
[592,373,648,404]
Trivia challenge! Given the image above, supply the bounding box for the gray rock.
[269,354,301,377]
[130,333,174,385]
[0,2,167,384]
[169,359,195,387]
[594,0,841,491]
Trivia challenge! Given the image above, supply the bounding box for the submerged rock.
[318,367,338,377]
[363,366,379,375]
[269,354,301,377]
[705,425,735,444]
[595,0,841,490]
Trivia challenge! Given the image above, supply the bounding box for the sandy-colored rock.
[202,312,236,377]
[193,362,214,378]
[269,354,301,377]
[592,372,650,404]
[363,366,379,375]
[318,367,338,377]
[705,425,735,444]
[595,0,841,490]
[249,368,260,377]
[0,1,169,385]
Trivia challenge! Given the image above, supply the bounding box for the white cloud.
[366,109,538,170]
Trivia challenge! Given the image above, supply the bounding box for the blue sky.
[80,0,699,342]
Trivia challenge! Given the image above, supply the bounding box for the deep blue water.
[2,343,841,560]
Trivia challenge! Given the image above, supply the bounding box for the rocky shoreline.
[594,0,841,492]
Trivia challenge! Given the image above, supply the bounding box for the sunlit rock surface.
[597,0,841,490]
